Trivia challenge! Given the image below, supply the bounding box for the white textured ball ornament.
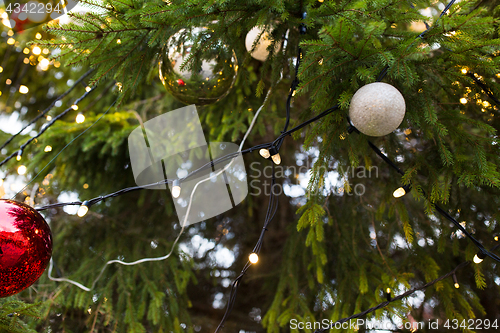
[349,82,406,136]
[245,26,281,62]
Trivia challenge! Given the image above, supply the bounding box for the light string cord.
[276,10,306,151]
[0,69,94,152]
[0,85,97,168]
[215,164,279,333]
[47,84,277,291]
[313,260,470,333]
[364,139,500,262]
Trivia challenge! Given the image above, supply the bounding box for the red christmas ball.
[0,199,52,298]
[177,79,186,86]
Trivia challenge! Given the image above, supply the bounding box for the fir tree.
[1,0,500,332]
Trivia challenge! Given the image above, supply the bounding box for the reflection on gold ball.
[159,27,237,105]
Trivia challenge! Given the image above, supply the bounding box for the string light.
[259,147,281,165]
[85,86,92,92]
[473,252,486,264]
[460,97,467,104]
[453,273,459,289]
[386,288,391,301]
[393,184,411,198]
[171,179,181,198]
[249,253,259,264]
[44,145,52,152]
[17,165,27,175]
[259,148,270,159]
[32,46,41,55]
[76,113,85,123]
[16,150,22,161]
[77,201,90,217]
[19,85,29,94]
[71,104,79,111]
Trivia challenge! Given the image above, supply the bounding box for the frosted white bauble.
[245,26,281,62]
[349,82,406,136]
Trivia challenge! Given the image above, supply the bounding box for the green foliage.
[1,0,500,331]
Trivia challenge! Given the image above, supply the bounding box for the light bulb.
[460,98,467,104]
[249,253,259,264]
[85,86,91,92]
[494,235,499,242]
[16,150,22,161]
[76,113,85,124]
[77,201,89,217]
[454,283,460,289]
[259,149,270,159]
[473,253,485,264]
[393,187,406,198]
[271,153,281,165]
[386,288,391,294]
[172,180,181,198]
[19,85,29,94]
[71,104,79,111]
[17,165,27,175]
[44,145,52,152]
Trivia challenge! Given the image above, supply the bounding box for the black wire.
[0,69,94,152]
[313,261,470,332]
[364,137,500,264]
[215,164,278,333]
[0,86,97,168]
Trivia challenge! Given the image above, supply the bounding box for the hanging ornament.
[0,199,52,298]
[349,82,406,136]
[159,27,238,105]
[245,26,281,62]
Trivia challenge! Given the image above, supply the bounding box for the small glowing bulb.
[35,32,42,39]
[77,202,89,217]
[271,153,281,165]
[46,115,52,121]
[473,254,484,264]
[19,85,29,94]
[76,113,85,124]
[393,187,406,198]
[23,48,30,54]
[172,180,181,198]
[386,288,391,294]
[44,145,52,152]
[172,186,181,198]
[454,283,460,289]
[116,39,121,44]
[32,46,41,55]
[16,151,22,161]
[494,236,499,242]
[71,104,79,110]
[7,38,15,45]
[85,86,91,92]
[249,253,259,264]
[460,98,467,104]
[259,149,270,159]
[17,165,27,175]
[461,68,468,74]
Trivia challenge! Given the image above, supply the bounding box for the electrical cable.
[0,69,94,152]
